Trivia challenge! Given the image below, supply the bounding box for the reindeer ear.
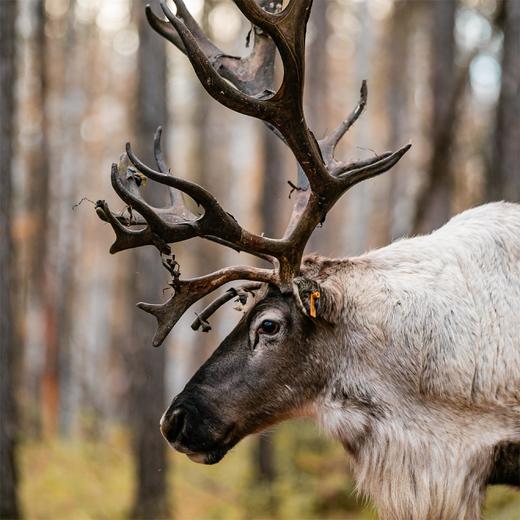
[292,277,324,319]
[293,277,343,323]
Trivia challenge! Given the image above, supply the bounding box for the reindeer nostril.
[160,407,185,445]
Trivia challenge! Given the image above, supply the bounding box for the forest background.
[1,0,519,518]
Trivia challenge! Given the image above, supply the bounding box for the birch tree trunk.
[0,1,21,517]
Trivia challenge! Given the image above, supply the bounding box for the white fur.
[314,202,520,519]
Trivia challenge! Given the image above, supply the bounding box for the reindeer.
[96,1,520,518]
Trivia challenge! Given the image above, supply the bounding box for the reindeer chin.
[187,449,226,465]
[186,452,207,464]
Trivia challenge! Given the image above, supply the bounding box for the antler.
[96,0,410,346]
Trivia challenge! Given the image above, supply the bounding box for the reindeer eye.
[258,319,280,335]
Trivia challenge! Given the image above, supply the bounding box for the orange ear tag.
[309,290,321,318]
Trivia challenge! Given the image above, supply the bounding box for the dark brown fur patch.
[487,442,520,486]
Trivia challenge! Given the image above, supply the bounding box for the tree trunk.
[29,0,62,437]
[250,0,291,494]
[487,0,520,201]
[305,0,329,251]
[350,0,373,255]
[383,0,413,241]
[128,2,169,518]
[250,126,284,511]
[21,0,47,438]
[413,0,457,234]
[54,0,81,438]
[306,0,328,136]
[0,1,21,517]
[187,0,226,370]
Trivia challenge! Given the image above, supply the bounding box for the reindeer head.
[96,0,410,463]
[160,259,349,464]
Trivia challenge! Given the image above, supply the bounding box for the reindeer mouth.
[186,448,228,465]
[172,440,231,465]
[160,396,242,466]
[163,414,238,465]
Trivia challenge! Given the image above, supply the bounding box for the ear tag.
[309,290,320,318]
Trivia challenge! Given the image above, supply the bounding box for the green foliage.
[19,424,520,520]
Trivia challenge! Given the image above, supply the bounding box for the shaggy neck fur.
[313,203,520,519]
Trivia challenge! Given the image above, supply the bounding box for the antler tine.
[153,126,168,173]
[96,152,199,253]
[96,153,189,254]
[98,131,193,239]
[127,142,237,221]
[138,268,275,347]
[111,160,199,242]
[191,282,262,332]
[126,143,281,261]
[170,0,209,38]
[337,144,412,185]
[230,0,278,28]
[319,81,368,169]
[148,0,251,91]
[334,152,393,176]
[159,0,273,118]
[95,199,164,254]
[147,1,280,95]
[279,98,411,280]
[153,126,196,212]
[146,4,185,51]
[316,81,411,183]
[233,0,312,91]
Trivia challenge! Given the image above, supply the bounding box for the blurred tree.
[190,0,223,369]
[31,0,60,437]
[23,0,50,438]
[349,0,373,255]
[384,0,414,241]
[413,0,457,234]
[487,0,520,201]
[127,2,169,518]
[306,0,329,252]
[56,0,81,436]
[252,128,284,511]
[0,1,21,518]
[251,1,290,506]
[34,0,81,438]
[306,0,328,136]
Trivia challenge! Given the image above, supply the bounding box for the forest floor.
[18,422,520,520]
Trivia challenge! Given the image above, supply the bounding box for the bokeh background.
[1,0,519,518]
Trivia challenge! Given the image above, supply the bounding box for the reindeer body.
[315,202,520,519]
[97,2,519,518]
